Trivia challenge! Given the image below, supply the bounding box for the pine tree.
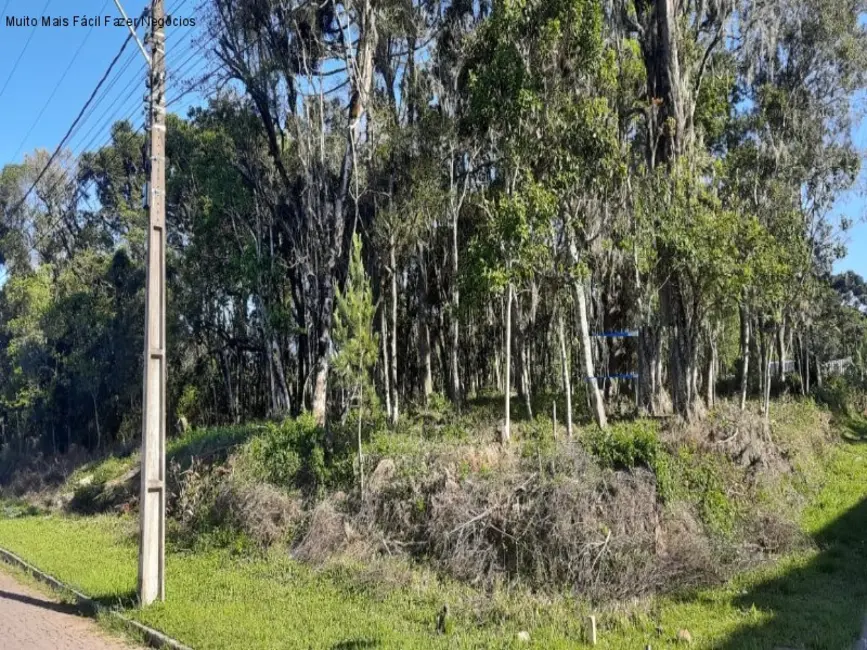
[332,233,379,498]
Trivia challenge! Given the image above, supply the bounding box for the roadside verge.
[0,546,193,650]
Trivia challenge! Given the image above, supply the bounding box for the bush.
[783,371,803,396]
[664,447,739,536]
[583,421,739,534]
[176,384,202,424]
[584,420,663,473]
[213,480,303,547]
[815,375,856,415]
[583,421,682,501]
[167,456,222,536]
[239,414,352,494]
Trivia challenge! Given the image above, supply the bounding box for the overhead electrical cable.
[7,32,135,221]
[10,0,114,162]
[0,0,54,100]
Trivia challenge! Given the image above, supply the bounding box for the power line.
[166,0,195,18]
[0,0,54,100]
[32,57,260,250]
[28,95,149,251]
[66,57,147,154]
[31,69,242,249]
[169,43,211,91]
[0,0,11,20]
[7,32,135,221]
[31,122,147,251]
[27,26,253,248]
[34,79,149,212]
[165,34,268,109]
[62,34,149,154]
[10,0,113,163]
[71,75,146,153]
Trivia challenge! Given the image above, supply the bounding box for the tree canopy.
[1,0,866,454]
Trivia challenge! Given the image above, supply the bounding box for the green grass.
[592,433,867,649]
[60,423,261,495]
[1,417,866,649]
[0,514,587,649]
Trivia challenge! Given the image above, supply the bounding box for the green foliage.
[583,420,663,473]
[0,248,143,452]
[332,234,379,410]
[3,414,867,649]
[176,385,200,423]
[239,414,351,494]
[814,375,862,416]
[584,420,738,535]
[465,0,604,139]
[666,446,739,536]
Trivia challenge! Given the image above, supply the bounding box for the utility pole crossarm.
[112,0,151,66]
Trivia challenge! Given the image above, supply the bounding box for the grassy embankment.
[1,399,866,649]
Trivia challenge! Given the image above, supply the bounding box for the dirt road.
[0,568,136,650]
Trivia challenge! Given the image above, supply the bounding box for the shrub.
[213,480,303,547]
[782,371,803,396]
[583,421,739,534]
[582,421,684,501]
[584,420,663,473]
[176,384,201,424]
[239,414,352,494]
[814,375,867,415]
[167,456,221,535]
[665,447,739,536]
[424,392,453,421]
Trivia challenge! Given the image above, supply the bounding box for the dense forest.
[1,0,867,455]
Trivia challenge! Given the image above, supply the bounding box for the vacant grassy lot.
[2,430,866,650]
[1,402,866,650]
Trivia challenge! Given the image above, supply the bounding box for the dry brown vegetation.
[0,398,833,605]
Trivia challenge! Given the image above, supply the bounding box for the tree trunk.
[804,332,812,393]
[796,332,807,395]
[775,324,786,378]
[503,283,513,443]
[92,391,101,450]
[270,338,291,415]
[706,337,716,409]
[417,246,434,402]
[576,279,607,429]
[522,343,533,419]
[757,323,766,406]
[357,380,365,501]
[381,302,392,421]
[312,4,377,428]
[449,204,461,405]
[510,295,532,420]
[311,285,334,427]
[219,349,239,423]
[267,347,276,416]
[390,237,400,424]
[557,309,574,439]
[762,326,773,428]
[664,276,703,421]
[739,303,750,410]
[638,324,669,415]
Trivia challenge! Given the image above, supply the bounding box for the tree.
[332,233,379,497]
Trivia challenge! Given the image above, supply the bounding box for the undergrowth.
[0,396,844,606]
[1,406,865,648]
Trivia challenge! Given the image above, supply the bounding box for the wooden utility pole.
[138,0,166,606]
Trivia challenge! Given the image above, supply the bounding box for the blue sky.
[1,1,867,278]
[0,0,204,284]
[0,0,204,163]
